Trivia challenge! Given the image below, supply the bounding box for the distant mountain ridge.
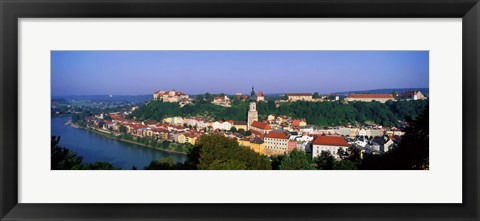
[52,95,152,103]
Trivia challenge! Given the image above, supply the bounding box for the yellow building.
[238,139,251,148]
[178,134,187,144]
[250,137,265,155]
[299,120,307,127]
[185,134,197,145]
[145,129,154,137]
[233,121,247,132]
[237,137,265,155]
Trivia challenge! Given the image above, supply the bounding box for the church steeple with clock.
[247,86,259,130]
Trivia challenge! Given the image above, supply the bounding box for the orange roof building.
[266,131,288,139]
[264,131,290,156]
[312,136,350,159]
[345,93,395,103]
[313,136,349,147]
[251,121,271,130]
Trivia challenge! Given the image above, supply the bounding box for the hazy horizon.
[51,87,430,98]
[51,51,429,96]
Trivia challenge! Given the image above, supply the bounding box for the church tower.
[247,87,259,130]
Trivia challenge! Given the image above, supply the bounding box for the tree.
[98,121,105,128]
[238,129,245,135]
[337,148,350,159]
[267,100,276,110]
[144,157,180,170]
[51,136,117,170]
[84,162,116,170]
[312,92,320,99]
[195,95,205,104]
[230,127,238,133]
[314,151,336,170]
[71,114,80,123]
[204,92,212,101]
[185,133,271,170]
[244,131,252,136]
[333,160,357,170]
[161,140,170,148]
[360,105,429,170]
[184,143,193,152]
[279,150,315,170]
[103,114,112,121]
[51,136,84,170]
[270,155,284,170]
[119,125,127,133]
[207,159,247,170]
[391,91,398,98]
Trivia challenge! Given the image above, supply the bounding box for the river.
[51,116,186,169]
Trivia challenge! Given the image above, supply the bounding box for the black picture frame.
[1,0,479,220]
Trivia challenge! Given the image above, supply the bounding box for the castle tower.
[247,87,259,130]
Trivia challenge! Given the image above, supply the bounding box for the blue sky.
[51,51,429,96]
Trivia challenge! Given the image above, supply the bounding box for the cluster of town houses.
[89,111,402,159]
[83,88,422,159]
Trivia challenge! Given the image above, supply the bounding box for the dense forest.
[130,98,428,127]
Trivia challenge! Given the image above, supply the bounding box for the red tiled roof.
[143,120,157,125]
[313,136,349,146]
[292,120,300,127]
[250,130,264,139]
[347,93,393,99]
[266,131,288,139]
[152,128,168,133]
[287,93,312,97]
[128,124,145,130]
[251,121,271,130]
[110,114,124,121]
[257,91,264,96]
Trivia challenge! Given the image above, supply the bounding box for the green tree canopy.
[144,157,181,170]
[333,160,357,170]
[131,98,427,127]
[314,151,336,170]
[360,105,429,170]
[185,133,271,170]
[279,150,315,170]
[119,125,127,133]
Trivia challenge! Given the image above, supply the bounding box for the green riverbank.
[71,123,188,155]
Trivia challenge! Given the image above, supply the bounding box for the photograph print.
[51,50,429,170]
